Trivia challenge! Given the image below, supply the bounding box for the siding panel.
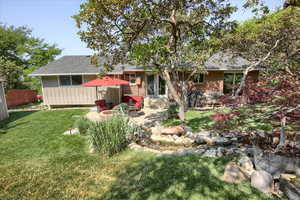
[43,87,97,105]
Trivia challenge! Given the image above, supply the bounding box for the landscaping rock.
[195,136,208,145]
[174,136,194,146]
[279,174,300,200]
[203,148,218,157]
[151,134,175,144]
[251,170,273,194]
[254,146,300,177]
[184,126,193,133]
[197,136,232,146]
[161,126,185,136]
[222,162,247,183]
[63,128,80,135]
[151,126,162,135]
[217,147,225,157]
[215,137,232,146]
[238,156,255,177]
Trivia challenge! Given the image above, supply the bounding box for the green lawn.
[163,110,217,131]
[163,106,292,132]
[0,110,279,200]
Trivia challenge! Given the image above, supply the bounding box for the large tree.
[219,5,300,97]
[74,0,237,120]
[0,24,61,91]
[218,4,300,152]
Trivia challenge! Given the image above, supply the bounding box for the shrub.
[167,104,178,119]
[74,117,92,135]
[113,103,129,114]
[88,115,142,156]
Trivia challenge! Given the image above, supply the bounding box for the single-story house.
[0,79,9,120]
[30,53,260,108]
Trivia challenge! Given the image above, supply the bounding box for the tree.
[74,0,237,121]
[0,57,22,89]
[216,5,300,153]
[221,6,300,97]
[0,24,61,91]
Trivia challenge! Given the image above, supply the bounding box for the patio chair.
[123,96,144,110]
[95,100,108,112]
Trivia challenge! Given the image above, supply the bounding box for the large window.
[191,73,204,84]
[59,75,82,86]
[71,75,83,85]
[223,73,243,94]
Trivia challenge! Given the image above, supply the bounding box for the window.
[59,75,82,86]
[146,74,166,96]
[71,75,82,85]
[192,73,204,84]
[223,73,243,94]
[59,76,71,86]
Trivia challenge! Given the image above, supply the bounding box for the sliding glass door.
[146,74,166,96]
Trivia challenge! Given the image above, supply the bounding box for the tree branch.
[234,39,281,97]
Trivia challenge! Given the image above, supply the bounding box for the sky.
[0,0,285,58]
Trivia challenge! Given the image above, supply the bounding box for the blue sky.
[0,0,284,58]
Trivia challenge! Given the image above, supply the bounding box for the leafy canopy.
[0,23,61,91]
[222,6,300,73]
[74,0,237,69]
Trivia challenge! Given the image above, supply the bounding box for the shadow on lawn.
[0,111,37,133]
[100,154,271,200]
[187,116,214,131]
[163,116,214,131]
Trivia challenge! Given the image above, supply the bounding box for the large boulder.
[221,162,247,183]
[251,170,273,194]
[254,146,300,177]
[279,174,300,200]
[238,156,255,177]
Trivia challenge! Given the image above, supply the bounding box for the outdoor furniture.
[123,96,144,110]
[82,76,130,105]
[95,100,108,112]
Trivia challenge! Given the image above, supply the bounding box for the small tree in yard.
[73,0,238,121]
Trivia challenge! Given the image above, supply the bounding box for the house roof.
[204,52,251,70]
[30,55,145,77]
[30,53,259,77]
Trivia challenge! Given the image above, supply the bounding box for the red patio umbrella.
[82,76,129,100]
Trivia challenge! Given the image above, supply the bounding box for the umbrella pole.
[96,86,98,100]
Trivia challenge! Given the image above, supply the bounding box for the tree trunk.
[162,69,185,121]
[234,40,280,98]
[275,116,286,152]
[178,103,185,121]
[234,66,253,97]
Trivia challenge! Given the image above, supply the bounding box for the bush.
[113,103,129,114]
[167,104,178,119]
[74,117,92,135]
[88,115,142,156]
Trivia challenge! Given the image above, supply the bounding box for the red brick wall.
[6,90,37,108]
[190,71,224,94]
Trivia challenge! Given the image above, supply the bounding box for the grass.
[163,105,296,132]
[8,102,43,110]
[0,110,280,199]
[163,110,217,131]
